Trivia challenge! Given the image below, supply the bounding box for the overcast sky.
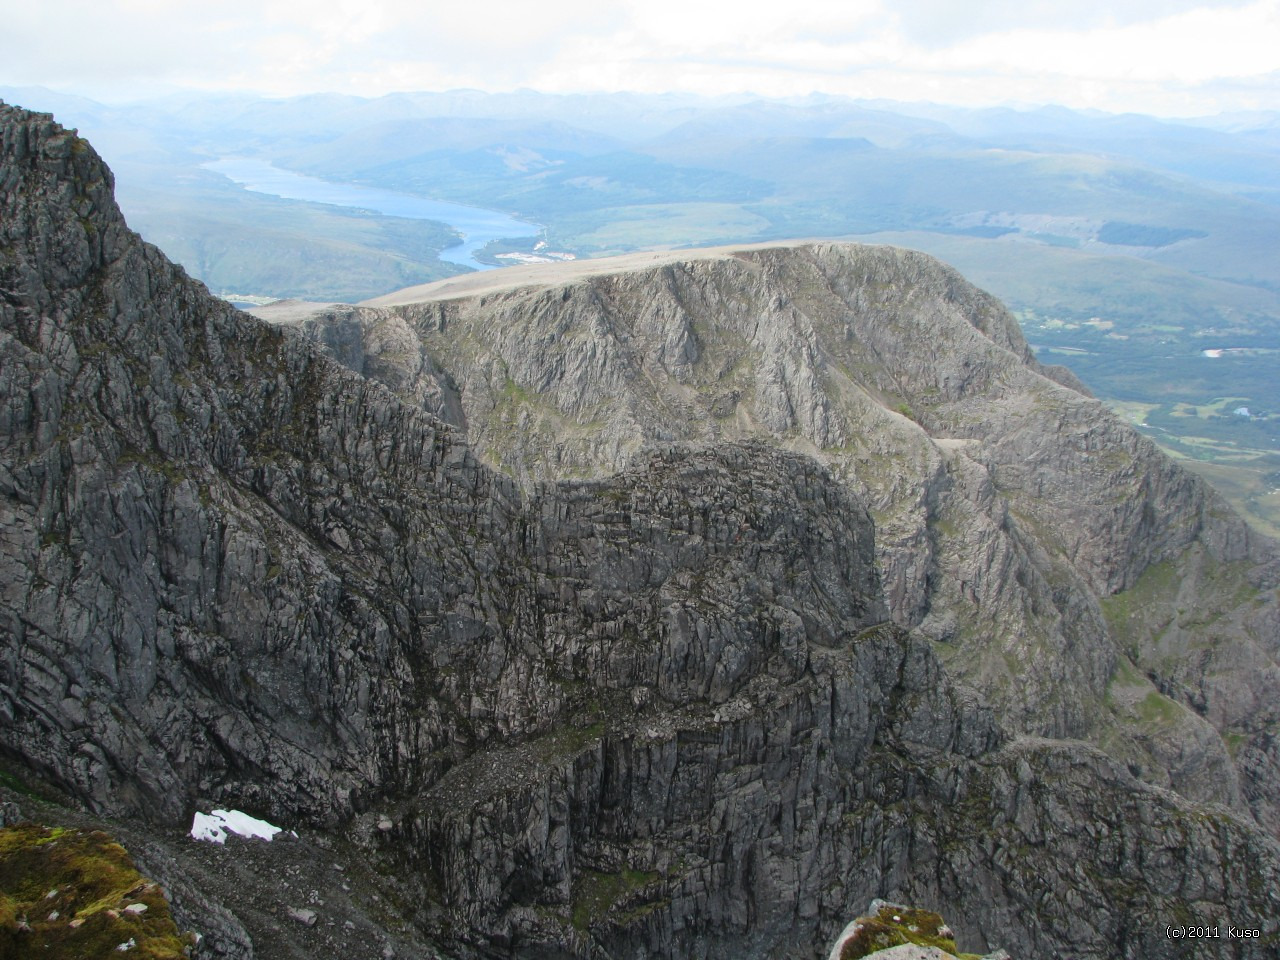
[3,0,1278,116]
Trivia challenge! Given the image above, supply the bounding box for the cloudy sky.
[4,0,1278,116]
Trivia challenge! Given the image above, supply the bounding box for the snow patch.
[190,809,283,844]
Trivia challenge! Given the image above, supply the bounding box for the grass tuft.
[0,823,191,959]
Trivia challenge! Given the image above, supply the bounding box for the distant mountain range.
[3,84,1279,537]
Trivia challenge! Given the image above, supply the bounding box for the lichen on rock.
[829,900,1005,960]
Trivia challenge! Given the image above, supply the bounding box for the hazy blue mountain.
[890,102,1280,202]
[3,85,1278,530]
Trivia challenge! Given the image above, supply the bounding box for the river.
[204,157,540,271]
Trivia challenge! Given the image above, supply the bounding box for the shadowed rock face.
[3,103,1280,959]
[278,218,1280,837]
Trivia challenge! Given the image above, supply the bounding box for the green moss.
[1137,690,1182,727]
[500,377,536,405]
[0,823,191,959]
[929,512,961,539]
[1110,656,1144,688]
[34,826,67,844]
[115,448,188,485]
[1100,559,1180,652]
[531,720,608,765]
[570,868,659,932]
[0,766,46,800]
[838,904,964,959]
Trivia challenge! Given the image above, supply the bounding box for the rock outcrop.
[276,230,1280,837]
[3,102,1280,959]
[827,900,1007,959]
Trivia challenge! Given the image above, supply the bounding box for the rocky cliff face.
[283,234,1280,837]
[3,103,1280,959]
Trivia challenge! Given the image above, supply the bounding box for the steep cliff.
[3,102,1280,959]
[278,234,1280,837]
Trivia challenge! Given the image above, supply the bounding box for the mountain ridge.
[3,102,1280,959]
[267,237,1280,834]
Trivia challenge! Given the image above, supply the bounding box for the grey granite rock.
[0,799,21,827]
[3,102,1280,959]
[279,221,1280,838]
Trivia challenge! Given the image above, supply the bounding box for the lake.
[204,157,541,271]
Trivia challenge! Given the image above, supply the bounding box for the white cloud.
[930,1,1280,83]
[885,0,1258,45]
[2,0,1278,115]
